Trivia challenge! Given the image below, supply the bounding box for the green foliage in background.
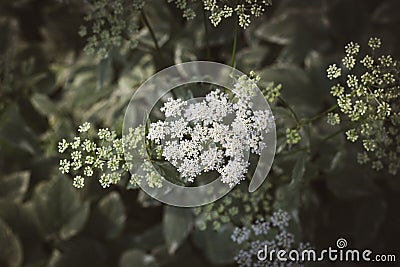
[0,0,400,266]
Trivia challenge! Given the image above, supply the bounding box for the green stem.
[230,15,239,67]
[277,96,301,126]
[278,122,353,158]
[202,7,211,60]
[141,11,161,54]
[302,104,339,125]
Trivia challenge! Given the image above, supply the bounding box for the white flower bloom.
[161,98,187,117]
[82,139,96,152]
[219,159,249,187]
[162,140,185,165]
[169,118,190,139]
[146,75,273,186]
[200,147,224,171]
[73,175,85,188]
[231,227,251,245]
[84,166,93,177]
[252,109,272,132]
[190,124,209,143]
[98,128,111,140]
[209,122,229,143]
[178,158,202,182]
[99,173,111,188]
[58,139,69,153]
[70,137,81,149]
[224,136,246,158]
[71,150,82,161]
[59,159,70,174]
[184,101,209,123]
[147,121,169,144]
[78,122,91,133]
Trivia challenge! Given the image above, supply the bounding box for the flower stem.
[202,7,211,60]
[277,96,301,126]
[303,104,339,125]
[278,122,353,158]
[141,11,161,54]
[230,15,239,67]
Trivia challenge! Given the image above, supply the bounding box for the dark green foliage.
[0,0,399,266]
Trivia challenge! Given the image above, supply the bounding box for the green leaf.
[35,71,57,95]
[31,93,59,116]
[0,218,23,267]
[32,176,90,240]
[192,224,237,265]
[0,171,30,202]
[0,201,44,265]
[97,56,112,90]
[48,238,107,267]
[291,157,306,183]
[87,191,126,240]
[0,201,39,240]
[163,206,193,254]
[236,46,269,73]
[373,0,400,24]
[119,249,159,267]
[0,104,40,154]
[354,197,386,247]
[275,156,307,211]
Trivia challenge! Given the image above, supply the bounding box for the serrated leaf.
[32,176,90,240]
[163,206,193,254]
[0,171,30,202]
[0,218,23,267]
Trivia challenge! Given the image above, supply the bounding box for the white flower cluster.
[231,210,311,267]
[147,75,273,187]
[58,123,163,189]
[168,0,272,28]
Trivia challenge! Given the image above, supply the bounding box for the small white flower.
[82,139,96,152]
[219,159,249,187]
[147,121,169,144]
[178,158,202,182]
[98,128,111,140]
[78,122,91,133]
[58,139,69,153]
[71,151,82,161]
[327,64,342,80]
[161,98,187,117]
[169,118,190,139]
[70,137,81,149]
[99,173,111,188]
[59,159,70,174]
[200,147,224,171]
[73,175,85,188]
[85,155,95,164]
[83,166,93,177]
[107,155,120,171]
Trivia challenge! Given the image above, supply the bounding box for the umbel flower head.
[231,209,311,267]
[326,37,400,175]
[166,0,272,28]
[58,123,163,189]
[147,74,274,187]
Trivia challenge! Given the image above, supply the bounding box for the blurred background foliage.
[0,0,399,266]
